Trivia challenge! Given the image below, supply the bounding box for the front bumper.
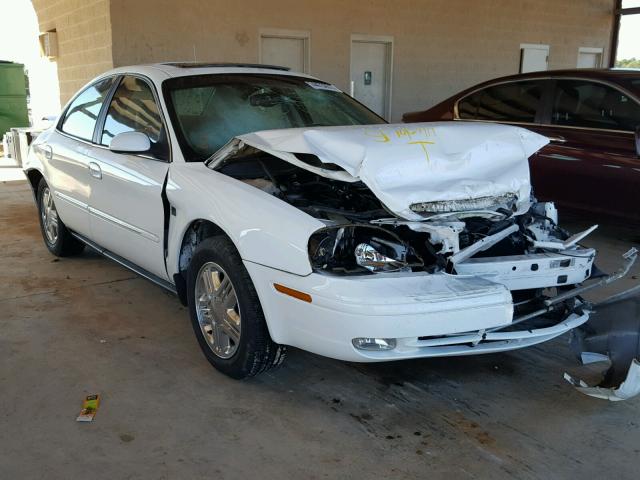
[245,261,590,362]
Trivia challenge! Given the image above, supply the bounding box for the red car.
[403,69,640,221]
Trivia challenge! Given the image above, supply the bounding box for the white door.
[577,49,602,68]
[89,75,170,280]
[46,76,116,235]
[261,35,307,73]
[520,44,549,73]
[350,38,392,119]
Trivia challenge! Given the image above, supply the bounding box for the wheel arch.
[173,218,236,306]
[25,168,44,200]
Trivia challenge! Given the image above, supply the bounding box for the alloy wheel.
[41,187,59,245]
[195,262,242,359]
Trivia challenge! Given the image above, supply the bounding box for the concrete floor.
[1,178,639,480]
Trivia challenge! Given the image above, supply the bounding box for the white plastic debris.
[564,359,640,402]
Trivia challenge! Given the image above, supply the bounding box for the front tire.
[186,236,286,379]
[37,179,85,257]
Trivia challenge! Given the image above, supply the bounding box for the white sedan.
[23,63,634,381]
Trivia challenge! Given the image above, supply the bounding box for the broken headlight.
[308,226,423,274]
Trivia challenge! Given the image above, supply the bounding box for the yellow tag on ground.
[76,394,100,422]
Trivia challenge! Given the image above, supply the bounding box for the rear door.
[530,79,640,219]
[45,77,115,234]
[88,75,171,279]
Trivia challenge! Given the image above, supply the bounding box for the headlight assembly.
[308,225,423,274]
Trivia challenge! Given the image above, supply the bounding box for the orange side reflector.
[274,283,312,303]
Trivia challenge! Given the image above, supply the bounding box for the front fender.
[166,163,324,277]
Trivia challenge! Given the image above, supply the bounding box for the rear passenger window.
[551,80,640,131]
[60,77,114,141]
[100,76,168,160]
[458,80,543,123]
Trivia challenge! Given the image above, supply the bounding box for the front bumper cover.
[248,247,639,400]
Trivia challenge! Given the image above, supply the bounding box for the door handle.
[88,162,102,179]
[43,144,53,160]
[547,136,566,144]
[37,144,53,160]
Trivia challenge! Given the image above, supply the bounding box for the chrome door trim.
[538,153,581,162]
[88,206,160,243]
[70,231,176,294]
[54,190,88,210]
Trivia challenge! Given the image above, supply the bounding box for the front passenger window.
[101,76,168,160]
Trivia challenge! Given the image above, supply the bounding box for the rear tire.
[36,178,85,257]
[186,236,286,379]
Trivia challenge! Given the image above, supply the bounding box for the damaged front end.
[208,122,639,399]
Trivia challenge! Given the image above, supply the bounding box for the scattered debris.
[565,360,640,401]
[568,287,640,401]
[76,394,100,422]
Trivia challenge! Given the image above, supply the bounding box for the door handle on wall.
[88,162,102,179]
[547,136,566,144]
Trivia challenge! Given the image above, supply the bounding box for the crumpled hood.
[210,122,549,221]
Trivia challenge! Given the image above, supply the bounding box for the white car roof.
[103,62,318,84]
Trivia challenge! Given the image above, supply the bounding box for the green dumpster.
[0,61,29,138]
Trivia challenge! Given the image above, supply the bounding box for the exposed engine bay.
[215,146,596,290]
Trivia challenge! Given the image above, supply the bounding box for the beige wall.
[32,0,615,118]
[32,0,113,103]
[109,0,615,121]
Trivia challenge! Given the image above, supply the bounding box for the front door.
[88,75,170,279]
[350,37,392,119]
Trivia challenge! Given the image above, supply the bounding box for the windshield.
[163,74,386,162]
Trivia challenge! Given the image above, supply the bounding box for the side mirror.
[109,131,150,154]
[636,126,640,158]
